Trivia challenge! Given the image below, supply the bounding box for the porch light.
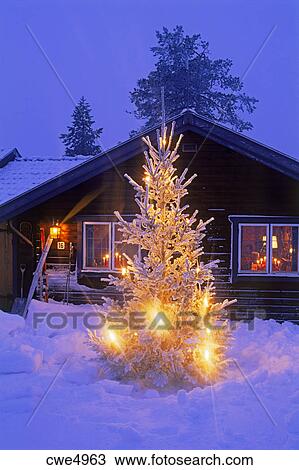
[50,223,61,239]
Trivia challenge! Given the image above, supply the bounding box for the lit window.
[84,223,111,269]
[272,226,298,273]
[113,223,139,270]
[238,223,299,275]
[240,225,267,272]
[83,221,140,271]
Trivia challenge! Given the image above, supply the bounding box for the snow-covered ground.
[0,299,299,450]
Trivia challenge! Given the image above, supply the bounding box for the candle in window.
[103,254,109,267]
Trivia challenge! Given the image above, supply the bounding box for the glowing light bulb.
[143,172,150,184]
[159,136,166,148]
[156,317,165,327]
[107,330,119,347]
[203,295,209,309]
[121,267,127,276]
[204,348,210,361]
[206,328,211,335]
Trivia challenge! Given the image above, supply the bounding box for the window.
[239,225,268,272]
[238,223,299,275]
[113,223,140,270]
[84,222,111,270]
[83,221,140,271]
[271,226,298,273]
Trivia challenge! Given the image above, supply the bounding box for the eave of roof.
[0,110,298,221]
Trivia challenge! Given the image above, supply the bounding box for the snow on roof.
[0,153,91,206]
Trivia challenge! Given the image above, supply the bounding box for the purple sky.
[0,0,298,158]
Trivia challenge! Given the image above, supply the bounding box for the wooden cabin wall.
[0,222,13,309]
[17,131,299,311]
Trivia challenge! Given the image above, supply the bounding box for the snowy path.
[0,300,299,449]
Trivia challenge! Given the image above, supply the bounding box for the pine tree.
[60,97,103,156]
[130,26,258,133]
[89,121,235,389]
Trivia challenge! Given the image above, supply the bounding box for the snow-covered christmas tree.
[90,120,235,388]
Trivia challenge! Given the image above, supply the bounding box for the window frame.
[238,223,270,275]
[269,223,299,276]
[82,221,112,271]
[82,219,141,273]
[229,216,299,282]
[236,219,299,278]
[112,222,141,271]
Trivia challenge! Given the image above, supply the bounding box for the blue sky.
[0,0,298,157]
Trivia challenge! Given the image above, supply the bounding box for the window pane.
[114,242,139,268]
[240,226,267,272]
[85,224,110,268]
[113,224,139,269]
[272,226,298,273]
[114,224,123,242]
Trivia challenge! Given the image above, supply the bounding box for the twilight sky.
[0,0,298,158]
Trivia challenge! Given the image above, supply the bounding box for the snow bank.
[0,301,299,450]
[0,311,25,338]
[0,345,42,374]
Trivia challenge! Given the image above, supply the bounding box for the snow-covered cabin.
[1,110,299,320]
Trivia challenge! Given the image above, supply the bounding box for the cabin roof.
[0,109,299,221]
[0,153,90,207]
